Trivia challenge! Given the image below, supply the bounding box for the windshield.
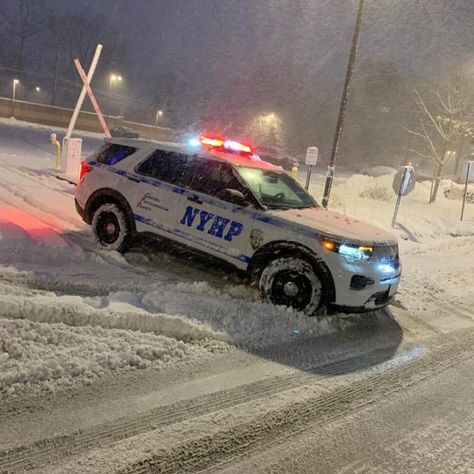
[237,166,317,209]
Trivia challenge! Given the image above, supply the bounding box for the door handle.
[187,195,203,205]
[127,176,141,183]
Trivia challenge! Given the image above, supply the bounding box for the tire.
[91,203,132,252]
[259,257,325,316]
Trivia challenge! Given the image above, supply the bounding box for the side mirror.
[222,188,248,206]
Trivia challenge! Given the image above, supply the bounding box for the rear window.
[94,143,137,165]
[135,149,189,185]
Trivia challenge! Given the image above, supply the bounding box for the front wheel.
[259,257,324,315]
[91,203,132,252]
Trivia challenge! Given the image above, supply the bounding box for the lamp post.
[321,0,366,208]
[108,73,122,114]
[155,109,163,125]
[12,79,20,118]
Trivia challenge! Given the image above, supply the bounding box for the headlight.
[320,238,374,261]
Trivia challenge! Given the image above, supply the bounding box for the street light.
[155,109,163,125]
[35,86,41,92]
[12,79,20,118]
[321,0,366,208]
[251,112,284,148]
[108,73,122,114]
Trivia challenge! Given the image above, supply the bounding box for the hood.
[271,207,398,246]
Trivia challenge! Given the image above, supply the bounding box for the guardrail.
[0,96,185,142]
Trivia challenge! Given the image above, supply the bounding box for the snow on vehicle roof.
[106,137,282,171]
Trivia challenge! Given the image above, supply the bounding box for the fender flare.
[248,240,336,303]
[84,188,136,233]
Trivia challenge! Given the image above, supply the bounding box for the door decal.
[179,205,243,242]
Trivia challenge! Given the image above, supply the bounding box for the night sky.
[63,0,474,91]
[13,0,474,156]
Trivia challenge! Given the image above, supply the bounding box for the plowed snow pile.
[0,317,213,399]
[310,173,474,241]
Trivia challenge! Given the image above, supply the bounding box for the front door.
[173,158,255,268]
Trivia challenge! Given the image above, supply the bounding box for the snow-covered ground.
[0,118,473,400]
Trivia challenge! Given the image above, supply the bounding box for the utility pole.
[322,0,365,208]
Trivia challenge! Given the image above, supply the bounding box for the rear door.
[174,158,255,268]
[80,143,139,209]
[123,149,188,237]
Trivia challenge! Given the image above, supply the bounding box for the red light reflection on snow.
[0,205,69,247]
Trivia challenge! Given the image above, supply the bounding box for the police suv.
[75,135,401,315]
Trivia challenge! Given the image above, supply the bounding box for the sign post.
[460,161,473,221]
[304,146,318,191]
[391,165,416,228]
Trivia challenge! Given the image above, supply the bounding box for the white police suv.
[75,135,401,315]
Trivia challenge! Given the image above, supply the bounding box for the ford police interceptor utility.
[75,135,401,315]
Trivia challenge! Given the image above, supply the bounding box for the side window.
[185,159,249,201]
[95,144,136,165]
[136,150,188,185]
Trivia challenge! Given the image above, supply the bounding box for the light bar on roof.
[224,140,252,154]
[199,135,253,156]
[200,136,224,148]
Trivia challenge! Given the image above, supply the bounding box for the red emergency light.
[200,136,224,148]
[200,135,253,156]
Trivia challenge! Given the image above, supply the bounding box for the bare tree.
[47,8,129,108]
[0,0,49,70]
[49,8,126,71]
[406,69,474,203]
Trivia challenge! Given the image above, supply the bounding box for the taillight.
[79,160,92,182]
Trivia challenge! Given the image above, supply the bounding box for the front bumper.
[328,289,397,314]
[322,245,401,312]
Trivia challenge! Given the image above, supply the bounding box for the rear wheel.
[91,203,132,252]
[259,257,324,315]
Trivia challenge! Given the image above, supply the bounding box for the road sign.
[305,147,319,166]
[391,166,416,228]
[304,146,319,190]
[392,166,416,196]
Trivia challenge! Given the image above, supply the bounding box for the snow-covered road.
[0,118,473,473]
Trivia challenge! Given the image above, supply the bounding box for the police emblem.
[250,229,264,249]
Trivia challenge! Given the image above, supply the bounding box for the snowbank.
[0,317,211,399]
[314,174,474,242]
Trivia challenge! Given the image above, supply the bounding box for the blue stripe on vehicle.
[133,213,250,264]
[89,161,319,239]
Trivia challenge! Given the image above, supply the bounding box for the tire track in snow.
[120,333,474,474]
[0,344,411,473]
